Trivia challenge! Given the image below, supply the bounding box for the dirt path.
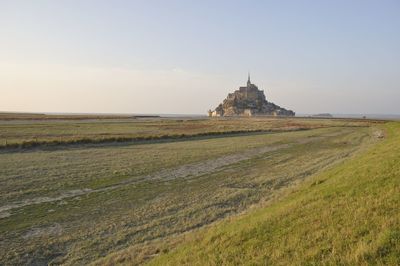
[0,132,342,216]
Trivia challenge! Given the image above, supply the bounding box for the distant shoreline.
[0,111,399,121]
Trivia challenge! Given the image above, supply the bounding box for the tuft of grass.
[147,122,400,265]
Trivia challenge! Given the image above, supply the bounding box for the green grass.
[146,122,400,266]
[0,119,374,265]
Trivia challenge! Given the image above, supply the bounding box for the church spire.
[247,72,251,86]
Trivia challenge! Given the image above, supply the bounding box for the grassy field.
[0,115,375,148]
[0,116,383,265]
[141,122,400,266]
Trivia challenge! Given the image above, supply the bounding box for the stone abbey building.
[208,75,295,117]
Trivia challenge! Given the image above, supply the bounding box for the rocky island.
[209,75,295,117]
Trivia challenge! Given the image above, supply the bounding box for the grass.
[145,122,400,265]
[0,118,375,265]
[0,127,344,204]
[0,116,375,148]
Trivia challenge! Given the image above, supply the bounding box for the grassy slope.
[148,122,400,265]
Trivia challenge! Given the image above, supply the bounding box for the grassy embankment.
[147,122,400,265]
[0,119,374,265]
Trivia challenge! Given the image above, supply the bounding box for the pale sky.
[1,0,400,115]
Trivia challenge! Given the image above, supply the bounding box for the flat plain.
[0,115,393,265]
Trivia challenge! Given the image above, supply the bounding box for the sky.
[1,0,400,115]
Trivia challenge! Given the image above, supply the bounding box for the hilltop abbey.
[208,75,295,117]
